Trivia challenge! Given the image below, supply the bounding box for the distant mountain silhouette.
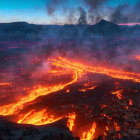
[0,20,139,41]
[85,20,121,36]
[96,20,117,26]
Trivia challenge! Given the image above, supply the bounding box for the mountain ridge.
[0,19,139,41]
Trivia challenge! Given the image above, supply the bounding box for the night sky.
[0,0,139,24]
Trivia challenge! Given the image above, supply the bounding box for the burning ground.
[0,20,140,140]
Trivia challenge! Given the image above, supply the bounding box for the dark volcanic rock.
[0,117,74,140]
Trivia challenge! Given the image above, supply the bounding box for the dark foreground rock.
[0,117,76,140]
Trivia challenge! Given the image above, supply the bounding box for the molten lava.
[50,57,140,83]
[81,122,96,140]
[0,56,139,140]
[111,90,123,99]
[18,109,76,131]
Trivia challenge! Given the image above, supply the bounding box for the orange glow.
[102,113,112,120]
[79,86,96,92]
[101,104,107,109]
[118,23,140,26]
[129,99,133,106]
[0,83,11,86]
[0,70,78,116]
[81,122,96,140]
[17,109,63,125]
[84,82,90,87]
[104,126,109,136]
[2,56,139,116]
[106,126,109,131]
[50,57,140,83]
[67,112,76,131]
[114,122,120,131]
[18,109,76,131]
[0,56,139,139]
[111,90,123,99]
[125,106,129,109]
[66,89,70,93]
[135,55,140,61]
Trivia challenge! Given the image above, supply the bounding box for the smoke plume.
[77,7,87,25]
[45,0,140,24]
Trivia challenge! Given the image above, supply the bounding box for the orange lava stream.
[18,109,76,131]
[67,112,76,131]
[50,57,140,83]
[0,56,139,140]
[80,122,96,140]
[0,70,78,116]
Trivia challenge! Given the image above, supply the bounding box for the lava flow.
[0,56,140,140]
[50,57,140,83]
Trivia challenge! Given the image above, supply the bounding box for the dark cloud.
[84,0,107,9]
[45,0,140,24]
[110,4,129,23]
[45,0,107,24]
[110,1,140,23]
[83,0,108,24]
[130,1,140,22]
[46,0,66,15]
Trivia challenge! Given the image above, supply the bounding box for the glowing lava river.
[0,57,140,140]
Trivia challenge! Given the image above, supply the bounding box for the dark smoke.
[77,7,87,25]
[110,1,140,23]
[46,0,66,15]
[82,0,108,24]
[84,0,107,9]
[45,0,107,24]
[45,0,140,24]
[110,4,129,23]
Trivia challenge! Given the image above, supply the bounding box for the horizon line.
[0,21,140,26]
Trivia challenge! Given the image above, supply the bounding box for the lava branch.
[50,57,140,83]
[0,70,78,116]
[17,109,76,131]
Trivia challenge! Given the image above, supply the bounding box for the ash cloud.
[45,0,140,24]
[45,0,107,24]
[110,4,129,23]
[110,1,140,23]
[46,0,66,15]
[84,0,107,9]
